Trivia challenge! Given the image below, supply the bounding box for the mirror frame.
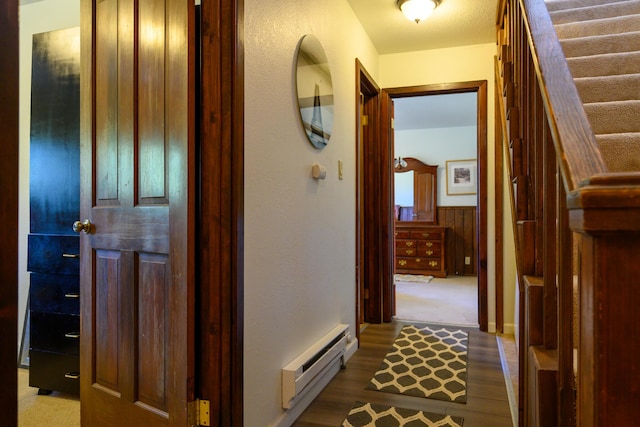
[295,34,333,149]
[394,157,438,224]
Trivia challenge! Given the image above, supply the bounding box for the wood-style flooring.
[293,321,513,427]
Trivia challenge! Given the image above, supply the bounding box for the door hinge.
[188,399,210,427]
[391,117,395,129]
[361,114,368,126]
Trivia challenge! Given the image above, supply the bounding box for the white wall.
[395,126,478,207]
[379,43,514,332]
[244,0,378,425]
[18,0,80,350]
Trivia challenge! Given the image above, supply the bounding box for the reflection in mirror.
[394,157,438,223]
[295,34,334,149]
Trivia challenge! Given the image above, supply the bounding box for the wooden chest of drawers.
[394,224,447,277]
[28,235,80,395]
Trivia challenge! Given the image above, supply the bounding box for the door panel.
[80,0,194,424]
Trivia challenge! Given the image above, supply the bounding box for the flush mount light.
[398,0,439,24]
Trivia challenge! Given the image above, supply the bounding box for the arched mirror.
[394,157,438,223]
[295,34,333,149]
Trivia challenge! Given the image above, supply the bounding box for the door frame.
[358,79,489,331]
[198,0,244,424]
[0,0,19,423]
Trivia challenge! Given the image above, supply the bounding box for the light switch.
[465,256,471,265]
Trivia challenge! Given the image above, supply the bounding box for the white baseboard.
[270,337,358,427]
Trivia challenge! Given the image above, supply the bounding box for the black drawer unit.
[28,26,81,396]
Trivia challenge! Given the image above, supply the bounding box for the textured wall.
[243,0,378,425]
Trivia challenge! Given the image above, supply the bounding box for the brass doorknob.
[73,219,93,234]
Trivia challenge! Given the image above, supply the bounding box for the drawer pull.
[399,260,407,266]
[415,258,421,263]
[429,261,438,267]
[422,233,430,238]
[62,253,79,258]
[405,249,414,255]
[426,250,433,256]
[65,332,80,339]
[64,372,80,380]
[426,242,433,247]
[64,293,80,299]
[405,241,414,247]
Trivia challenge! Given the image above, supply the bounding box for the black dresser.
[27,27,81,395]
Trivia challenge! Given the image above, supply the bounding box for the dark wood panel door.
[80,0,194,425]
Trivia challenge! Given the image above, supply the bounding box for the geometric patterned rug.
[366,324,468,403]
[341,401,464,427]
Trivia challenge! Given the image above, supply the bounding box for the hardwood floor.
[293,321,513,427]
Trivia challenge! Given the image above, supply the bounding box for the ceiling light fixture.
[397,0,439,24]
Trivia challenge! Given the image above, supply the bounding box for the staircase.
[546,0,640,172]
[497,0,640,426]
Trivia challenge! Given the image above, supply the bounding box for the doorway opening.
[392,92,479,327]
[355,67,489,332]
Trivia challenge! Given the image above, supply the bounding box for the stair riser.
[585,101,640,134]
[550,0,640,25]
[567,52,640,78]
[555,14,640,39]
[561,31,640,58]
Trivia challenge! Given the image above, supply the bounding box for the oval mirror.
[295,34,334,149]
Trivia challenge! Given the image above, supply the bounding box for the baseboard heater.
[281,324,349,409]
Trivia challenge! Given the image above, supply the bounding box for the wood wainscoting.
[437,206,477,276]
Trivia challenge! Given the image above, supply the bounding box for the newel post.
[568,175,640,427]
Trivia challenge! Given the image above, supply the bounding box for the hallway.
[293,321,513,427]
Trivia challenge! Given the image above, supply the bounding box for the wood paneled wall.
[437,206,477,276]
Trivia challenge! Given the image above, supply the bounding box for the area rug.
[395,274,434,283]
[342,401,464,427]
[366,324,468,403]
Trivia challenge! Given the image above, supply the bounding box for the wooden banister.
[497,0,640,426]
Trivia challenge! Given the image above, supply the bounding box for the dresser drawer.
[27,234,80,275]
[396,239,417,249]
[396,257,441,270]
[411,230,442,240]
[30,312,80,354]
[418,240,442,252]
[30,273,79,314]
[29,351,79,395]
[396,247,418,257]
[394,230,411,239]
[416,245,442,258]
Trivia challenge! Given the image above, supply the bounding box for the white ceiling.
[347,0,497,129]
[393,92,477,130]
[347,0,499,54]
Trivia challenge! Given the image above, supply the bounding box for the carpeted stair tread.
[545,0,621,12]
[575,74,640,103]
[549,0,640,25]
[583,100,640,134]
[596,133,640,172]
[554,14,640,39]
[560,31,640,58]
[566,51,640,78]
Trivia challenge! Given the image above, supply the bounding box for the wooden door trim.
[198,0,244,425]
[383,80,489,331]
[0,0,19,423]
[355,60,383,328]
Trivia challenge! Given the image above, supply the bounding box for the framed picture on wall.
[446,159,477,195]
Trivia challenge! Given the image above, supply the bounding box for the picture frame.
[446,159,477,195]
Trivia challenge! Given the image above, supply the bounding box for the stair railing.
[496,0,640,426]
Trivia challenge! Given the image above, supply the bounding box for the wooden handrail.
[519,0,607,191]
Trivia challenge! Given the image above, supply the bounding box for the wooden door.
[79,0,194,425]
